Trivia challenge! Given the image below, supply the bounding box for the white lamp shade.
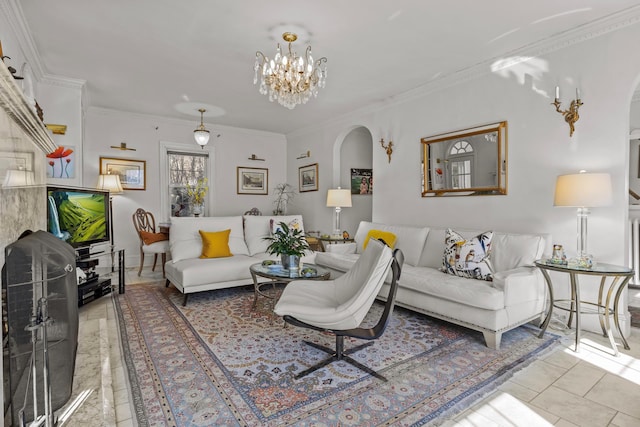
[97,174,124,193]
[194,129,210,146]
[554,172,612,207]
[326,188,352,207]
[2,169,34,187]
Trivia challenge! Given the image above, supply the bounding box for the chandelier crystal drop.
[253,32,327,109]
[193,108,210,148]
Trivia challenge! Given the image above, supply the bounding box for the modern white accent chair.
[274,239,404,381]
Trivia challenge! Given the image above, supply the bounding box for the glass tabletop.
[534,259,633,275]
[250,262,330,280]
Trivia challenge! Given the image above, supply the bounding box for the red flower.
[48,161,54,167]
[436,168,443,175]
[46,146,73,158]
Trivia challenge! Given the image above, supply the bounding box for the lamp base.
[567,254,594,269]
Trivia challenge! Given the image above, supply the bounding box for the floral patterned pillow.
[441,229,494,281]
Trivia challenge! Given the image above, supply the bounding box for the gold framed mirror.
[421,121,508,197]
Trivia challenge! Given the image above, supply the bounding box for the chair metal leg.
[295,336,386,381]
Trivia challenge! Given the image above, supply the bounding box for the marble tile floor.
[65,270,640,426]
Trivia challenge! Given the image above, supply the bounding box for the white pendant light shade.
[194,108,210,148]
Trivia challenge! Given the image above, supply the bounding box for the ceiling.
[17,0,640,135]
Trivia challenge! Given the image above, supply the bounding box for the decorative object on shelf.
[552,86,583,137]
[248,154,265,161]
[186,177,208,217]
[45,124,67,135]
[97,173,124,247]
[549,244,567,265]
[237,166,268,195]
[263,221,310,270]
[326,187,352,238]
[298,163,318,192]
[272,183,295,214]
[554,170,612,268]
[342,231,350,239]
[351,168,372,195]
[297,150,311,160]
[254,32,327,109]
[194,108,210,147]
[110,142,136,151]
[421,121,508,197]
[380,138,393,163]
[46,145,75,178]
[0,54,23,80]
[100,157,146,190]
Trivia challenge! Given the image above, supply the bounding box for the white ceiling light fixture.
[254,32,327,110]
[193,108,210,148]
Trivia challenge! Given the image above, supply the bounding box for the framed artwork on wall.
[299,163,318,192]
[237,166,268,195]
[46,145,75,179]
[351,168,372,194]
[99,157,146,190]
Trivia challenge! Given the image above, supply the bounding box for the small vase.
[192,204,202,217]
[281,254,300,270]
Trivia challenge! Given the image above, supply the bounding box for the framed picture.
[351,168,373,194]
[46,145,75,179]
[299,163,318,192]
[99,157,146,190]
[237,167,268,195]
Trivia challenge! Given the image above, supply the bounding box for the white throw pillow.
[441,228,494,281]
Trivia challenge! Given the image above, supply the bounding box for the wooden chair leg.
[152,254,158,272]
[162,253,166,278]
[138,249,144,276]
[165,279,171,288]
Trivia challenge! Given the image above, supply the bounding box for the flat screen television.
[46,186,110,250]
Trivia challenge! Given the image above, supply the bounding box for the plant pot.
[281,254,300,270]
[192,204,203,217]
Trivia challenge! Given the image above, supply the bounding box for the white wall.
[83,107,287,268]
[287,21,640,335]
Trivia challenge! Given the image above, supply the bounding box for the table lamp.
[554,171,612,267]
[97,173,124,247]
[326,187,352,238]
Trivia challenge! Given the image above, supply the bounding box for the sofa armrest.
[492,266,546,306]
[325,242,357,254]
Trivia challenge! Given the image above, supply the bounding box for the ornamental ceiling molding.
[388,4,640,106]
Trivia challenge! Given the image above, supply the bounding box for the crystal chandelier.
[254,32,327,109]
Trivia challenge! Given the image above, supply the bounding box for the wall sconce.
[552,87,583,137]
[248,154,265,161]
[380,138,393,163]
[296,150,311,160]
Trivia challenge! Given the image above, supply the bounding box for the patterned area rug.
[115,282,560,426]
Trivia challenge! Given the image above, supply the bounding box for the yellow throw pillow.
[363,229,397,249]
[199,229,233,259]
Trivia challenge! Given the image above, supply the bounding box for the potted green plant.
[263,221,310,270]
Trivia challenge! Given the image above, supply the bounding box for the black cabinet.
[77,277,112,307]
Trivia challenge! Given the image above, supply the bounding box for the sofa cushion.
[364,230,397,249]
[353,221,429,266]
[199,229,232,258]
[441,229,493,281]
[491,232,546,272]
[168,255,256,288]
[243,215,304,256]
[170,216,249,262]
[400,265,504,311]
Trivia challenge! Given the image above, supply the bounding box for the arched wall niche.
[331,125,373,236]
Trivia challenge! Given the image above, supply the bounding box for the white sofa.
[165,215,315,305]
[314,221,549,349]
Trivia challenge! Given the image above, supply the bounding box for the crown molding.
[0,0,47,81]
[41,74,86,90]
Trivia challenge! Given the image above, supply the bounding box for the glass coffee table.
[249,262,330,309]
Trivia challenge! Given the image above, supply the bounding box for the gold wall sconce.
[380,138,393,163]
[248,154,265,161]
[45,124,67,135]
[552,86,583,137]
[296,150,311,160]
[110,142,136,151]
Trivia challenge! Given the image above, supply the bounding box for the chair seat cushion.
[140,231,168,245]
[142,239,170,254]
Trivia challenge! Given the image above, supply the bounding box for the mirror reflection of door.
[446,140,474,189]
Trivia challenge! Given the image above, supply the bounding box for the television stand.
[78,276,112,307]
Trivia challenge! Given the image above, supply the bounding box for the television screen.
[46,186,110,248]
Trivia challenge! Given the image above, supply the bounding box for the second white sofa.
[314,221,550,349]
